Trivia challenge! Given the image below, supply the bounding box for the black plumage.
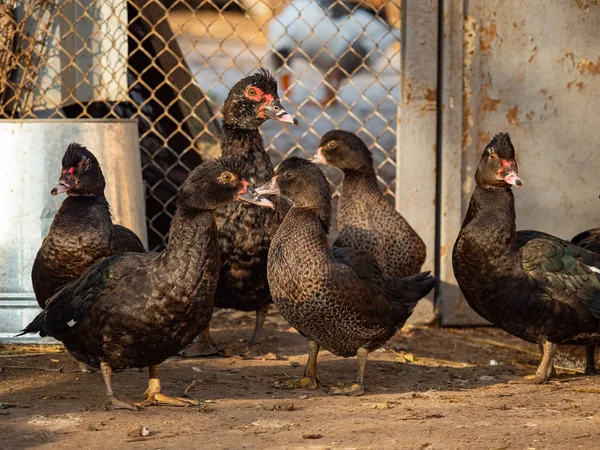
[314,130,426,278]
[20,157,273,410]
[453,133,600,384]
[32,143,145,309]
[260,157,434,395]
[180,69,296,357]
[571,225,600,374]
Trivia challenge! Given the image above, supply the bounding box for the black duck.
[20,157,273,410]
[180,68,296,357]
[453,133,600,383]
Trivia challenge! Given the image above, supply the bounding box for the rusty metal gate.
[0,0,401,252]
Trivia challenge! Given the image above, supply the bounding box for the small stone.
[298,394,309,400]
[370,401,393,410]
[289,361,300,368]
[303,434,323,439]
[489,360,499,366]
[272,401,294,411]
[127,426,151,437]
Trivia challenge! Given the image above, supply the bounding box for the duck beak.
[263,100,298,125]
[501,161,523,187]
[255,176,280,196]
[311,146,327,164]
[51,172,76,196]
[237,183,275,209]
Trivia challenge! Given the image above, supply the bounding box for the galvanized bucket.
[0,119,147,343]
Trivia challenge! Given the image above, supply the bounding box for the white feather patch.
[67,319,77,327]
[589,265,600,275]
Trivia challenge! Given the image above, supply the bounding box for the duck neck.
[220,125,274,184]
[53,195,112,227]
[340,168,381,200]
[155,208,217,276]
[459,186,518,263]
[280,207,331,253]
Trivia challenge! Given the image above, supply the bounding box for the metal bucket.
[0,119,147,343]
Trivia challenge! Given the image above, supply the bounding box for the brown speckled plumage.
[32,143,145,309]
[265,157,434,391]
[316,130,425,278]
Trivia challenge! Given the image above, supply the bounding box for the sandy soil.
[2,310,600,450]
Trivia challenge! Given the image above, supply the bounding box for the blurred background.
[0,0,401,252]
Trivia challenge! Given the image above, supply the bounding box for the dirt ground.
[2,310,600,450]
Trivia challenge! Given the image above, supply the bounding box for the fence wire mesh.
[0,0,400,251]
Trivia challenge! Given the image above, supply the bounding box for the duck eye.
[247,87,257,96]
[284,171,293,179]
[221,172,234,182]
[328,141,336,148]
[489,153,497,160]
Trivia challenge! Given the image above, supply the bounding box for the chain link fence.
[0,0,400,251]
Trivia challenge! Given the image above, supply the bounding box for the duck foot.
[241,342,263,359]
[78,362,97,373]
[179,340,222,358]
[329,383,365,396]
[138,392,199,408]
[179,328,221,357]
[274,376,318,390]
[508,375,547,385]
[104,396,140,411]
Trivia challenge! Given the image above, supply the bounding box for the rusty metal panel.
[440,0,600,325]
[397,0,438,324]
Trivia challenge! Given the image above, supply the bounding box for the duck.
[19,157,273,410]
[32,143,146,310]
[571,218,600,375]
[180,68,297,358]
[313,130,426,278]
[257,157,435,395]
[267,0,400,106]
[453,133,600,384]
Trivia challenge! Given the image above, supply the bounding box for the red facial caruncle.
[498,159,523,187]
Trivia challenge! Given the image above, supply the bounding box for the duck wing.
[111,224,146,253]
[572,228,600,254]
[20,253,152,338]
[520,237,600,319]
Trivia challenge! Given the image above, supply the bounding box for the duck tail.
[387,271,435,327]
[15,311,46,337]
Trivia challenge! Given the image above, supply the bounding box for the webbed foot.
[329,383,365,396]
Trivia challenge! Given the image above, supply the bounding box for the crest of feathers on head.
[62,143,99,168]
[485,132,515,159]
[245,67,278,93]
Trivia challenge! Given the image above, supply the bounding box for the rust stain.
[404,80,412,103]
[525,111,535,121]
[440,245,447,258]
[425,88,437,103]
[577,57,600,75]
[462,16,477,152]
[479,16,497,52]
[576,81,585,91]
[528,46,537,63]
[481,93,500,112]
[506,106,520,127]
[540,88,548,96]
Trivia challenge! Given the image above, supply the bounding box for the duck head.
[222,68,298,129]
[257,156,332,230]
[178,156,274,212]
[475,133,523,190]
[313,130,374,173]
[51,143,106,197]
